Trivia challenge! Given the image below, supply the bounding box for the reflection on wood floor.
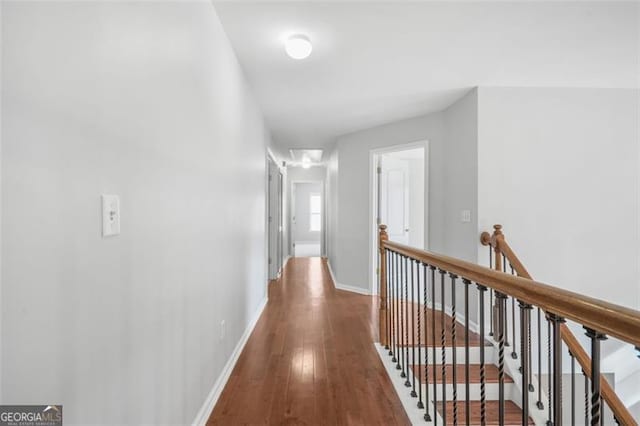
[207,257,411,425]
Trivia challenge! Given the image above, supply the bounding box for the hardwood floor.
[207,257,411,426]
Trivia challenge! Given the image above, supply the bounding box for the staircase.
[380,305,534,425]
[376,224,640,425]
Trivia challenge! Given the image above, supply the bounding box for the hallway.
[207,257,410,425]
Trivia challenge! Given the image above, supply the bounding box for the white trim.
[281,255,291,273]
[375,344,439,424]
[191,297,268,426]
[290,179,326,257]
[334,283,372,295]
[430,301,480,334]
[326,261,371,295]
[369,140,430,296]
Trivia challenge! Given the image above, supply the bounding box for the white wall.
[407,157,425,249]
[292,182,322,243]
[1,1,269,424]
[442,89,478,263]
[332,113,446,292]
[477,87,639,309]
[326,149,339,268]
[329,90,479,293]
[286,166,326,256]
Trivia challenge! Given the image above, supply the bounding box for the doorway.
[291,181,323,257]
[267,157,284,279]
[370,142,427,293]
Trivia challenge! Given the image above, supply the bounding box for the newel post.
[481,224,504,271]
[492,225,503,271]
[379,224,389,347]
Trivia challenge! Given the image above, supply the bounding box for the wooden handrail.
[480,224,638,426]
[380,238,640,348]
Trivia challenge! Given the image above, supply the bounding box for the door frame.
[368,140,429,295]
[290,179,326,257]
[267,152,285,281]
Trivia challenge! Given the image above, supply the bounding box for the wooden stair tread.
[435,400,534,425]
[390,302,491,347]
[411,364,514,384]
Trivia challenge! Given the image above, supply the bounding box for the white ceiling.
[214,1,639,153]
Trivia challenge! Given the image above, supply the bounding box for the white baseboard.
[191,296,268,426]
[326,261,372,295]
[334,282,372,295]
[279,256,291,276]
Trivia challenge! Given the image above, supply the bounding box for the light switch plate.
[461,209,472,223]
[102,194,120,237]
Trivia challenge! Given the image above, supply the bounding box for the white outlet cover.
[102,194,121,237]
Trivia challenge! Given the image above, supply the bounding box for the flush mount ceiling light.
[289,149,323,168]
[285,34,312,60]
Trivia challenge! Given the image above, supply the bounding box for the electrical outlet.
[220,320,226,341]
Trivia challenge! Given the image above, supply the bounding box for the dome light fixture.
[285,34,312,60]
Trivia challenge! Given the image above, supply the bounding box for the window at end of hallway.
[310,193,321,231]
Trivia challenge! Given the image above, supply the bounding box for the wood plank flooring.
[207,257,411,426]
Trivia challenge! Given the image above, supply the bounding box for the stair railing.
[481,224,638,426]
[378,224,640,425]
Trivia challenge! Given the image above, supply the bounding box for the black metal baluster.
[431,266,438,426]
[386,250,391,351]
[519,301,532,426]
[547,321,553,425]
[394,253,400,367]
[508,266,517,362]
[399,255,405,373]
[477,285,488,426]
[450,273,459,425]
[389,251,395,358]
[584,370,589,426]
[537,307,544,410]
[528,308,534,393]
[585,328,607,425]
[511,297,517,360]
[496,292,507,426]
[439,269,447,425]
[411,260,417,395]
[416,263,423,406]
[488,247,494,339]
[571,351,576,426]
[548,313,565,426]
[421,263,431,421]
[600,400,604,426]
[504,301,510,349]
[502,256,509,350]
[404,256,410,385]
[463,278,471,426]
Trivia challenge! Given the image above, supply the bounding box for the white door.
[268,159,282,279]
[380,157,410,245]
[292,182,322,257]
